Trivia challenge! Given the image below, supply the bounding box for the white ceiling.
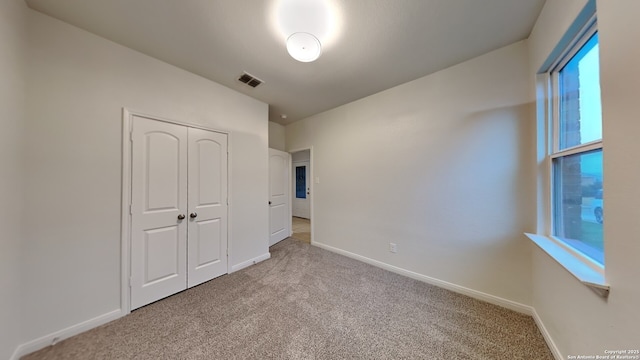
[25,0,545,125]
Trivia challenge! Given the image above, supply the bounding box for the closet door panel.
[130,116,188,310]
[187,128,228,287]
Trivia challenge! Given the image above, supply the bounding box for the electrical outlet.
[389,242,397,253]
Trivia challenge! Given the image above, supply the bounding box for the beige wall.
[269,121,286,151]
[0,1,28,358]
[287,41,535,307]
[19,9,268,348]
[529,0,640,357]
[291,150,310,163]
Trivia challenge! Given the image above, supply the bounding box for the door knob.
[269,201,272,205]
[190,212,198,218]
[177,214,185,220]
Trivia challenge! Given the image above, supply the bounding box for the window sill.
[525,233,609,297]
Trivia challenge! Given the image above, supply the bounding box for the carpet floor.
[23,238,553,359]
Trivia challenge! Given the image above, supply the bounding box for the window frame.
[549,20,601,157]
[547,18,603,271]
[526,13,608,296]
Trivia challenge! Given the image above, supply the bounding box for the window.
[295,165,306,199]
[549,22,603,265]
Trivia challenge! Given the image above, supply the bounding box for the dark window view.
[296,166,306,199]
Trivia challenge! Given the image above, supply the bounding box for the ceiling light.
[286,32,322,62]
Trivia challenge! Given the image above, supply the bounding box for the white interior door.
[187,128,228,287]
[131,116,188,309]
[269,148,290,246]
[292,161,310,219]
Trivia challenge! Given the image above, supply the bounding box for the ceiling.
[25,0,545,125]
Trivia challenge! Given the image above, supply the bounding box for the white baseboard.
[311,241,533,315]
[230,252,271,273]
[11,309,122,360]
[532,308,563,360]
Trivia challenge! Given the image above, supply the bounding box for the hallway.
[291,217,310,243]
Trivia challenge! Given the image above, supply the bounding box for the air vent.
[238,72,263,88]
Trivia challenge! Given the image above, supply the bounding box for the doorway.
[290,149,312,244]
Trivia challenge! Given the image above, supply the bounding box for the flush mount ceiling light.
[286,32,322,62]
[273,0,341,63]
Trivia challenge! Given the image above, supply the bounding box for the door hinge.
[129,277,133,287]
[129,204,133,215]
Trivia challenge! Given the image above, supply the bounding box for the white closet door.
[187,128,228,287]
[131,116,188,310]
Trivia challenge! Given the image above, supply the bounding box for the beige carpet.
[23,238,552,359]
[291,217,311,243]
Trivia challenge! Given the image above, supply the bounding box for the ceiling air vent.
[238,72,263,88]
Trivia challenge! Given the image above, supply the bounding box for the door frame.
[288,147,314,244]
[120,108,231,315]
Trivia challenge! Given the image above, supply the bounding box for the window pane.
[295,166,306,199]
[558,33,602,150]
[553,150,603,264]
